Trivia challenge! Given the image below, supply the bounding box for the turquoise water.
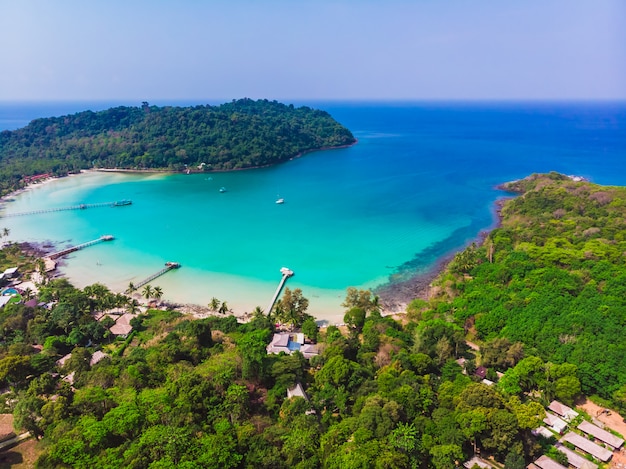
[1,101,625,322]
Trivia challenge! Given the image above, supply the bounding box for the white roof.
[533,426,555,439]
[3,267,18,275]
[0,296,11,308]
[544,412,568,433]
[578,420,624,449]
[287,382,308,400]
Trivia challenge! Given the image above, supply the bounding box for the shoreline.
[374,196,511,312]
[4,167,515,325]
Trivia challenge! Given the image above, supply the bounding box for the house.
[548,400,579,421]
[463,456,494,468]
[89,351,108,367]
[267,333,318,359]
[2,267,18,279]
[474,366,488,379]
[532,426,555,439]
[555,442,598,469]
[578,420,624,449]
[533,455,567,469]
[56,353,72,367]
[0,297,11,309]
[560,432,613,462]
[544,411,568,434]
[108,313,134,338]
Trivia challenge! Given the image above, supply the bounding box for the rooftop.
[555,442,598,469]
[548,400,579,421]
[533,455,567,469]
[561,431,613,462]
[578,420,624,449]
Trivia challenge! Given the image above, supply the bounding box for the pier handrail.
[1,200,132,218]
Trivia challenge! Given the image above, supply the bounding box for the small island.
[0,99,356,196]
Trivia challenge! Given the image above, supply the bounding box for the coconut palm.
[125,282,136,295]
[1,227,10,238]
[152,286,163,303]
[126,298,140,315]
[209,297,220,312]
[23,287,33,301]
[141,284,153,301]
[218,301,230,315]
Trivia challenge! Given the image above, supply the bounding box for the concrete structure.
[561,432,613,462]
[548,400,579,421]
[578,420,624,449]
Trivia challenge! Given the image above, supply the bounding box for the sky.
[1,0,624,101]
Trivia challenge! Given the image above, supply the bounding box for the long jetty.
[135,262,181,289]
[1,200,132,218]
[266,267,294,314]
[47,235,115,260]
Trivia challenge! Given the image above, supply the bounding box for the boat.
[219,187,227,193]
[113,200,132,206]
[276,198,284,204]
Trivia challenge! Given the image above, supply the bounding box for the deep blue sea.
[1,101,624,322]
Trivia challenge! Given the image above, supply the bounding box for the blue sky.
[1,0,624,101]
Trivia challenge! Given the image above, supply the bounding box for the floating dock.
[266,267,294,314]
[47,235,115,260]
[135,262,181,289]
[1,200,132,218]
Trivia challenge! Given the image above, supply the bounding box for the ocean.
[1,100,625,323]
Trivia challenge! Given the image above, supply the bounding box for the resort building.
[577,420,624,449]
[532,455,567,469]
[548,400,579,421]
[107,313,134,338]
[532,426,555,439]
[560,431,613,462]
[555,442,598,469]
[267,333,318,359]
[543,412,568,434]
[89,351,108,367]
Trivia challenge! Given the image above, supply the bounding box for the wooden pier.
[135,262,181,289]
[266,267,294,314]
[1,200,132,218]
[47,235,115,260]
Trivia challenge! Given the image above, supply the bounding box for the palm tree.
[1,227,10,238]
[209,297,220,312]
[126,298,140,315]
[23,287,33,301]
[152,286,163,304]
[125,282,136,295]
[141,284,153,301]
[218,301,229,315]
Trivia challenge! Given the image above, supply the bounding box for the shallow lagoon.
[2,102,625,323]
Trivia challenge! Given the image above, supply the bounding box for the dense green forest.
[436,172,626,404]
[1,172,625,468]
[0,99,355,195]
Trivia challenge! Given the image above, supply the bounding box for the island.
[0,99,356,196]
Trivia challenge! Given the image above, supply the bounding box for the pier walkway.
[135,262,181,289]
[266,267,294,314]
[47,235,115,260]
[1,200,132,218]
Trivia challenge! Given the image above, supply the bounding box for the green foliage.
[0,99,355,196]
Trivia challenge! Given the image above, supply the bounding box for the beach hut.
[548,400,579,421]
[560,432,613,462]
[533,455,567,469]
[578,420,624,449]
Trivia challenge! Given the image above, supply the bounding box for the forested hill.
[0,99,355,194]
[437,172,626,402]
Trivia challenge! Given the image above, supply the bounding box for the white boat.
[276,198,284,204]
[219,187,227,193]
